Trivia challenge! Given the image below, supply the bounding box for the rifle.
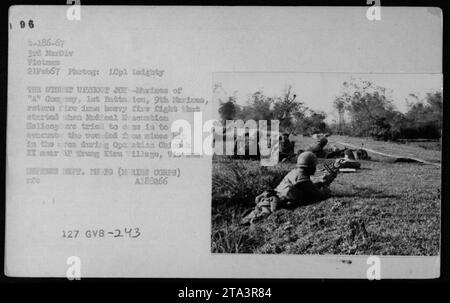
[321,159,345,186]
[322,159,344,174]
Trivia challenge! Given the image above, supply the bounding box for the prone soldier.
[241,151,342,225]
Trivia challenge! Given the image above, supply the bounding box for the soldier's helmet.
[296,151,318,168]
[318,137,328,147]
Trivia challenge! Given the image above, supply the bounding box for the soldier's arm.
[321,171,338,186]
[312,172,336,188]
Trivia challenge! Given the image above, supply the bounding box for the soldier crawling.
[241,151,342,225]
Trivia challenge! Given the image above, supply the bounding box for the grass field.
[211,136,441,255]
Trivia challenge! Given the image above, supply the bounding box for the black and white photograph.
[1,3,447,285]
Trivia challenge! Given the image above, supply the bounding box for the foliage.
[272,86,304,132]
[212,138,440,255]
[217,79,442,141]
[212,158,291,207]
[298,110,330,135]
[217,85,329,135]
[401,91,443,139]
[332,79,442,140]
[237,91,274,121]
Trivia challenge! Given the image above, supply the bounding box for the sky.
[213,73,442,122]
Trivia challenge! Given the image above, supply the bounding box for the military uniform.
[275,167,334,205]
[241,151,337,225]
[275,151,338,205]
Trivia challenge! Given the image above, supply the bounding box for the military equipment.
[322,158,345,174]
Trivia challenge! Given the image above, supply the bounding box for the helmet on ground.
[296,151,318,168]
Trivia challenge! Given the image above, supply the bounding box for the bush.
[399,122,441,139]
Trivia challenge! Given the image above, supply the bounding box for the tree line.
[216,79,442,141]
[331,79,442,140]
[217,85,329,135]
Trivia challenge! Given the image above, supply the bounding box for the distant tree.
[246,91,274,121]
[386,111,407,141]
[298,110,329,135]
[335,79,397,138]
[402,91,442,139]
[334,79,442,140]
[333,97,346,135]
[216,85,332,136]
